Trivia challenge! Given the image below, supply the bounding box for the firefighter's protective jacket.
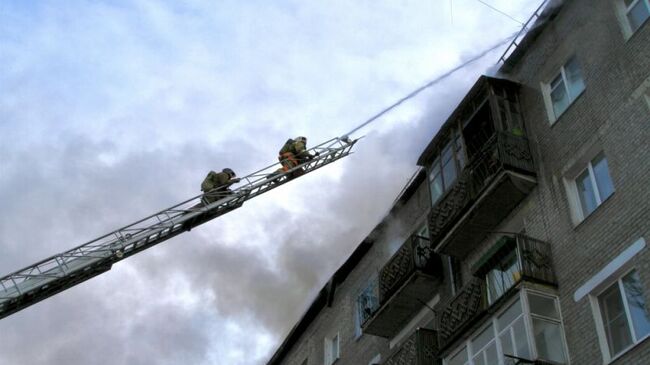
[201,171,233,192]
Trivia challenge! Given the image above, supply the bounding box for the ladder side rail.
[0,192,250,312]
[0,137,357,317]
[0,140,351,296]
[498,0,548,64]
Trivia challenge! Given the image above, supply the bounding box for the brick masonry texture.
[270,1,650,364]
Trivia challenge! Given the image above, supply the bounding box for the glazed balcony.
[438,235,556,351]
[428,132,536,257]
[362,234,443,338]
[384,328,441,365]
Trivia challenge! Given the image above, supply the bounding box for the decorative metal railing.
[438,234,556,350]
[384,328,440,365]
[428,132,534,243]
[378,234,440,304]
[516,235,556,286]
[437,277,487,350]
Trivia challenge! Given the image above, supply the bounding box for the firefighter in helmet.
[200,168,240,204]
[271,136,318,179]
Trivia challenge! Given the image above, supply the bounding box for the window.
[596,269,650,360]
[498,300,531,362]
[324,333,340,365]
[620,0,650,35]
[355,278,379,338]
[544,57,586,122]
[528,293,568,363]
[486,250,520,304]
[429,129,465,204]
[445,291,568,365]
[572,152,615,219]
[471,324,499,365]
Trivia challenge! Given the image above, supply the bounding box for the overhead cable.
[475,0,525,26]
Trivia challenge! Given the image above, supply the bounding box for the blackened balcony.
[384,328,441,365]
[428,132,536,257]
[362,234,443,338]
[438,234,557,351]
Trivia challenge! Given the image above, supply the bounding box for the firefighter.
[201,168,240,204]
[270,136,318,179]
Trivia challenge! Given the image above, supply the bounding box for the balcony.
[437,277,488,351]
[428,132,536,257]
[362,234,443,338]
[384,328,441,365]
[437,235,556,351]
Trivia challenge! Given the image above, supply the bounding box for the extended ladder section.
[0,137,357,320]
[497,0,551,68]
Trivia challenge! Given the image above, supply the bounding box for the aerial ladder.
[0,136,357,320]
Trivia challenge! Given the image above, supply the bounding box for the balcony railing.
[437,277,488,350]
[515,235,556,286]
[438,235,557,351]
[379,234,441,302]
[384,328,440,365]
[429,132,536,257]
[362,234,443,338]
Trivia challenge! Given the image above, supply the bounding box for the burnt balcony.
[362,234,443,338]
[428,132,536,257]
[438,234,556,351]
[384,328,441,365]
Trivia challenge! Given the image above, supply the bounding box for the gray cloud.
[0,1,541,364]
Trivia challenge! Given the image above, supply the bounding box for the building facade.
[267,1,650,364]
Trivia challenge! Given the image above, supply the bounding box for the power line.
[342,32,517,138]
[475,0,525,26]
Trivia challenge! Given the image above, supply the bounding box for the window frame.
[354,275,380,339]
[590,268,650,363]
[615,0,650,39]
[324,332,340,365]
[444,290,570,365]
[428,128,466,205]
[565,151,615,224]
[542,57,586,124]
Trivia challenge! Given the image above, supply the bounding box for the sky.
[0,1,542,364]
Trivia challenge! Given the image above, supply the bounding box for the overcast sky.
[0,1,541,364]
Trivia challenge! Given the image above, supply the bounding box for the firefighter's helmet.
[222,168,236,178]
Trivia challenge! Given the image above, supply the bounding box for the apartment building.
[267,0,650,364]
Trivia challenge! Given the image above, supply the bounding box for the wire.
[475,0,525,26]
[450,0,453,25]
[342,32,517,138]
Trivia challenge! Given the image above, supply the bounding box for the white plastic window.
[324,333,340,365]
[528,293,568,363]
[596,269,650,359]
[497,299,531,361]
[573,152,615,219]
[545,57,586,122]
[445,292,568,365]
